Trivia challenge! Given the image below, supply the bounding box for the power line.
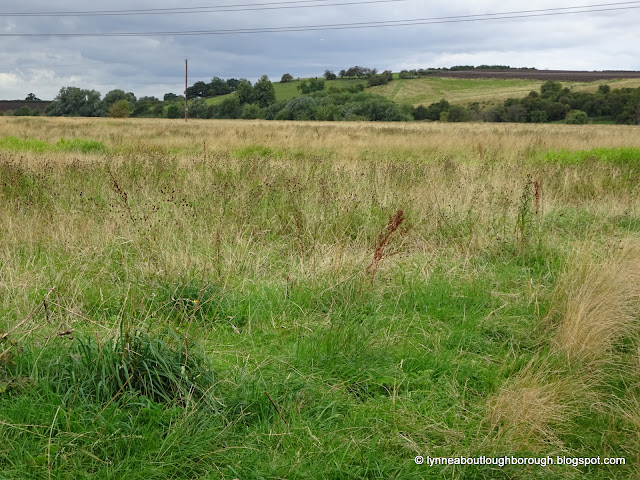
[1,0,407,17]
[0,2,638,37]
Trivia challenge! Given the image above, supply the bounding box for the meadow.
[1,116,640,479]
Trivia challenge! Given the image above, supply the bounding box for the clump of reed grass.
[47,328,216,407]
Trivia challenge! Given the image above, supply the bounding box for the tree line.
[9,72,639,125]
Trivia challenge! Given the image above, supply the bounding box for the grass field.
[1,117,640,479]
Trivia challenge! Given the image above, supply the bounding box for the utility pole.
[184,58,188,122]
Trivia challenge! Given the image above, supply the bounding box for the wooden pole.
[185,58,188,122]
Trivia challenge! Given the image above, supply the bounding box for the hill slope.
[204,74,640,109]
[368,76,640,107]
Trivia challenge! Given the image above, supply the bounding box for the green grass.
[0,136,107,153]
[1,119,639,478]
[540,147,640,166]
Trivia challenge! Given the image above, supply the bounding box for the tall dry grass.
[484,240,640,454]
[552,241,640,365]
[2,117,640,165]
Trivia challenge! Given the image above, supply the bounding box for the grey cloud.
[0,0,638,100]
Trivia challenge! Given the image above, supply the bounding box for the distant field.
[1,117,640,479]
[370,76,640,107]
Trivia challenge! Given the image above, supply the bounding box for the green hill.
[203,75,640,109]
[368,76,640,107]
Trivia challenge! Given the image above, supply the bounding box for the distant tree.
[217,96,243,119]
[189,97,209,118]
[264,100,288,120]
[339,69,346,78]
[241,103,265,119]
[25,93,41,101]
[164,92,178,101]
[545,101,570,121]
[226,78,241,91]
[348,66,373,78]
[298,81,311,95]
[412,105,429,120]
[188,81,209,98]
[597,84,611,95]
[504,103,527,123]
[102,89,136,111]
[138,96,159,103]
[446,105,469,122]
[209,77,232,96]
[540,80,563,99]
[132,95,160,117]
[108,100,132,118]
[236,80,254,104]
[529,110,548,123]
[252,75,276,108]
[424,99,449,120]
[346,84,365,93]
[152,104,164,117]
[282,96,318,120]
[565,109,589,124]
[324,70,337,80]
[167,104,182,119]
[46,87,103,117]
[367,70,393,87]
[13,106,39,116]
[298,78,324,95]
[280,73,294,83]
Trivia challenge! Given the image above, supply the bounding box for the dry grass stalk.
[363,209,404,290]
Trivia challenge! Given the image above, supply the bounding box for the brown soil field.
[0,100,51,114]
[427,69,640,81]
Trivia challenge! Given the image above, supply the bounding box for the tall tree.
[324,70,337,80]
[209,77,232,96]
[252,75,276,108]
[102,89,136,110]
[46,87,103,117]
[236,80,254,105]
[188,81,209,98]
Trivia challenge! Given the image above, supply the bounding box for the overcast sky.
[1,0,639,100]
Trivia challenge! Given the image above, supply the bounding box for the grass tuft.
[46,328,216,407]
[551,240,640,365]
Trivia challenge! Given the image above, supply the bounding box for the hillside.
[369,75,640,107]
[203,73,640,110]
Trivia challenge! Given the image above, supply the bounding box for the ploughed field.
[1,117,640,479]
[421,69,640,81]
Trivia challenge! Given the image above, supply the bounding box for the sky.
[1,0,639,100]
